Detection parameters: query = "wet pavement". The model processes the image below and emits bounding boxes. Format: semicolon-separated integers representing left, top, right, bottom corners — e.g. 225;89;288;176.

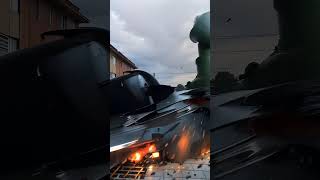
144;157;210;180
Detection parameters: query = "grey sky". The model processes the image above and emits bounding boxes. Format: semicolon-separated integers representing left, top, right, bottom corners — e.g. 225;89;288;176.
70;0;108;28
212;0;279;78
69;0;278;84
111;0;210;86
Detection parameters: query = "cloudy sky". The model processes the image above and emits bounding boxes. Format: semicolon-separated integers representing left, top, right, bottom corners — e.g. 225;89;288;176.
69;0;278;84
110;0;210;86
70;0;108;28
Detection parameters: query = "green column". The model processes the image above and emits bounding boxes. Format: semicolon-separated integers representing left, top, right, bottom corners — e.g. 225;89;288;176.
186;12;210;89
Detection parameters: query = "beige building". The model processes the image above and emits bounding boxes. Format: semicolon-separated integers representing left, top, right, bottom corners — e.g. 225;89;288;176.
0;0;20;56
110;44;137;79
0;0;88;56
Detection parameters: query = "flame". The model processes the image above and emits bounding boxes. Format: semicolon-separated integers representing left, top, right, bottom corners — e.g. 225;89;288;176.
129;144;157;163
148;144;156;153
134;152;141;161
128;150;144;163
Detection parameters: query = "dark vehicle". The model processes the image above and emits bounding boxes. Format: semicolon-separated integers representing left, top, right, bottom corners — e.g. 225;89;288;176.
109;70;210;172
0;28;109;179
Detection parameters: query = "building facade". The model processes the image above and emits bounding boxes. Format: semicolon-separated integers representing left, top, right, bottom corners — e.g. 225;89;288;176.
110;45;137;79
0;0;89;56
0;0;20;56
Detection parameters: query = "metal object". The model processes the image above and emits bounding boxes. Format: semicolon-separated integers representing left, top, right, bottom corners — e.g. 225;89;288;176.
111;160;147;179
109;71;210;169
0;28;109;178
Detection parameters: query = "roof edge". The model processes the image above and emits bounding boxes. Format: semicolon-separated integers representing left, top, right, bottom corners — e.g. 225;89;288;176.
52;0;90;24
110;44;137;69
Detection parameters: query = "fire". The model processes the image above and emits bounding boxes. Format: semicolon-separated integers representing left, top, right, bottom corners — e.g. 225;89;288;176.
134;152;141;161
129;144;157;163
128;150;144;163
148;144;156;153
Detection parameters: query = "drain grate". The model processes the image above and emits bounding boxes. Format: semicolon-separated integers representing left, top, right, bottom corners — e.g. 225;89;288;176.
111;161;148;179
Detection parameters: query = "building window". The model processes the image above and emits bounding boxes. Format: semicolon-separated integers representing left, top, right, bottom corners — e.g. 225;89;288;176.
8;38;18;53
49;7;54;25
72;22;76;29
36;0;40;20
61;16;67;29
111;56;116;65
10;0;19;13
0;34;9;56
0;34;18;55
64;16;67;29
110;73;116;79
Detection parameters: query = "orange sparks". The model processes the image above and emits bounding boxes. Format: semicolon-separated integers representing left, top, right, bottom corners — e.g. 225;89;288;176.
177;133;190;156
178;134;189;150
200;148;210;157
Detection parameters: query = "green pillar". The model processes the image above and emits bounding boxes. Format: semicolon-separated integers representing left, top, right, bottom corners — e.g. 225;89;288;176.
186;12;210;89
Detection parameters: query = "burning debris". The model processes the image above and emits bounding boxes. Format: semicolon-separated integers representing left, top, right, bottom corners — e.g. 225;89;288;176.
111;138;211;179
110;105;211;179
128;144;159;163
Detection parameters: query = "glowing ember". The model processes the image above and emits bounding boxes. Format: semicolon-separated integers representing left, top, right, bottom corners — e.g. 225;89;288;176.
200;148;210;157
152;152;160;158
